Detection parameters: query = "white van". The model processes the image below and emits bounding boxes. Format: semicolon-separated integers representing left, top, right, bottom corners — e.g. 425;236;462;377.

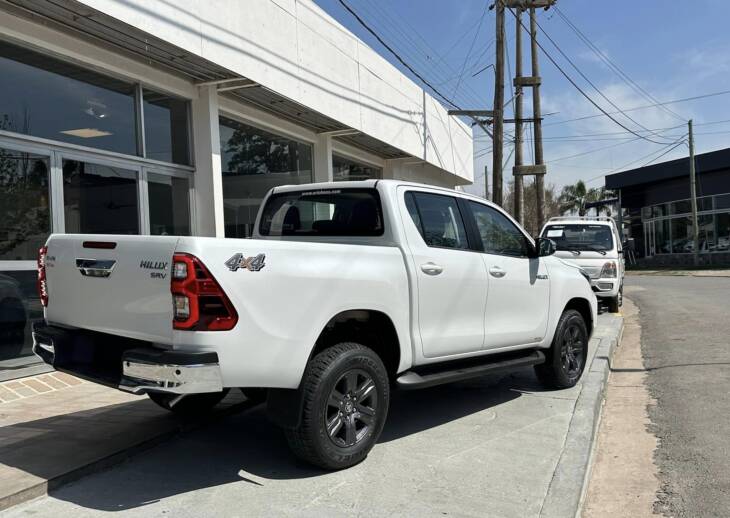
540;217;625;313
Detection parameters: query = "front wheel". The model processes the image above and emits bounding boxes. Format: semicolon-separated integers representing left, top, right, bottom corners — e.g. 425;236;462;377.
535;309;588;389
284;342;390;470
148;389;229;416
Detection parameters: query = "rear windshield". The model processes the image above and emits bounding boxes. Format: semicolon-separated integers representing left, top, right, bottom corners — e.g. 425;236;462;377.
258;188;384;236
542;224;614;252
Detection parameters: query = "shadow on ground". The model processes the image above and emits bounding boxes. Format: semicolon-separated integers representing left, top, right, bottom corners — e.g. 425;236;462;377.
4;368;551;512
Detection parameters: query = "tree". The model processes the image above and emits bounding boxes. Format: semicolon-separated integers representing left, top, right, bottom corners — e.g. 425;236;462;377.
504;179;561;236
558;180;615;217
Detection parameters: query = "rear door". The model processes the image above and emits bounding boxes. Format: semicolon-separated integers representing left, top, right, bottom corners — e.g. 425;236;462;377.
45;234;179;343
400;189;488;359
465;201;550;349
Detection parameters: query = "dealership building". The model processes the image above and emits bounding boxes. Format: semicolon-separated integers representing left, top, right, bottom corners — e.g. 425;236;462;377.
606;147;730;265
0;0;473;379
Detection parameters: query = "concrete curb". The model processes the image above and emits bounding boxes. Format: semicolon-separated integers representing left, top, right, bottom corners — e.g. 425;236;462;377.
0;397;257;512
539;314;625;518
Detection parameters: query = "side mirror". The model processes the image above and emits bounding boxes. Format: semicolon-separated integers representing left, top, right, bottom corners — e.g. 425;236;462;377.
536;237;556;257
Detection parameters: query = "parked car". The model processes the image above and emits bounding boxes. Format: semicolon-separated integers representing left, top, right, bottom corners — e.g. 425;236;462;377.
540;216;624;313
0;273;27;360
33;180;596;469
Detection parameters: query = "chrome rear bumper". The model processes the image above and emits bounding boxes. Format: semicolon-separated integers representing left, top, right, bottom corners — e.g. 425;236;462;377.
32;322;223;396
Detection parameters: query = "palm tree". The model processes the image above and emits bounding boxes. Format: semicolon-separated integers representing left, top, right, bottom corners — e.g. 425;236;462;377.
558;181;614;216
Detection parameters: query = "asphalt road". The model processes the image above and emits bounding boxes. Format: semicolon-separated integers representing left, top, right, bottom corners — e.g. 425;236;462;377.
626;275;730;517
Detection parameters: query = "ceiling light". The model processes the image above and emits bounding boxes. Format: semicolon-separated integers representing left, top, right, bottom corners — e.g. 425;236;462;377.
60;128;113;138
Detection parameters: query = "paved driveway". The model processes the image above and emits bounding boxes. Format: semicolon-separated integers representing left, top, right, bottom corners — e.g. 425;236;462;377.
3;317;617;518
625;275;730;517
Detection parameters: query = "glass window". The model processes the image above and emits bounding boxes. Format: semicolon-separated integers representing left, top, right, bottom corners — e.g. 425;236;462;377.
0;41;137;155
698;214;715;251
541;224;614;253
410;193;469;249
715;194;730;210
655;219;671;254
404;192;422;232
671;216;692;253
333;154;381;181
651;204;668;218
697;196;713;212
143;89;190;165
471;201;529;257
641;207;652;220
0;270;43;372
0;148;50;260
148;173;190;236
259;188;383;236
713;212;730;252
62;160;139;234
219;117;313;238
670;200;692;215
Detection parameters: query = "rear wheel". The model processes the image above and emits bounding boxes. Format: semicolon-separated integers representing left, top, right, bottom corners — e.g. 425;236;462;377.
535;309;588;389
284;342;389;470
148;389;229;416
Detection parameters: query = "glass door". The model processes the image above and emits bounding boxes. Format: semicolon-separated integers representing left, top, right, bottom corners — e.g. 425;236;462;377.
144;168;193;236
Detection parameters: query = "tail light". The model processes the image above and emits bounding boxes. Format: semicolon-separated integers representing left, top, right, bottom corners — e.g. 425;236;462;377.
170;253;237;331
37;246;49;307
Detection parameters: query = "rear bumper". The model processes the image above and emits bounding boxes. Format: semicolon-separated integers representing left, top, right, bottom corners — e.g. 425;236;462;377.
32;322;223;395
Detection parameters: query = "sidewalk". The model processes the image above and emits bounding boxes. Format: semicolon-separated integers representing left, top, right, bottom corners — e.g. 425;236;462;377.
1;314;623;517
0;374;249;511
627;269;730;277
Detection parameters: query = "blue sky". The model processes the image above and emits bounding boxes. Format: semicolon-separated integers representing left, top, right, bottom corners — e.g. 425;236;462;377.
314;0;730;196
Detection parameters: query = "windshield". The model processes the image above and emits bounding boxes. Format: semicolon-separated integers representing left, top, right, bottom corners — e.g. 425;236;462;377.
259;188;384;237
542;224;614;252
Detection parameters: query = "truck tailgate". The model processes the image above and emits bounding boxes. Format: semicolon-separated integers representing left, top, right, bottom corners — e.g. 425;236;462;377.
44;234;179;344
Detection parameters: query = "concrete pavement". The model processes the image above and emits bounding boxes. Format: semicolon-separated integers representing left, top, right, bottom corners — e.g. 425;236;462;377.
2;313;622;518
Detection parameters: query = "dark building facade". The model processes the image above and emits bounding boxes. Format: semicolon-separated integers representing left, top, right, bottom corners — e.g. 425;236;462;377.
606;148;730;265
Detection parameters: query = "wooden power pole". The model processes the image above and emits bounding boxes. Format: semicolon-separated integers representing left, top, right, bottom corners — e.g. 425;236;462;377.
513;7;524;223
688;119;699;266
492;1;506;207
530;7;547;231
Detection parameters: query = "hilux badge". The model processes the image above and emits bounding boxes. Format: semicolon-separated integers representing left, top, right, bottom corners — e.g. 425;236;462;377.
225;253;266;272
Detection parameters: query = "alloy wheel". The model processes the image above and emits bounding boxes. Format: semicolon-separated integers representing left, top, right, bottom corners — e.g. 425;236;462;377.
325;369;378;448
560;324;585;378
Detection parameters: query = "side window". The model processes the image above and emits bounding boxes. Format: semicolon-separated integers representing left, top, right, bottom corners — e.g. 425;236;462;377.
404;192;422;232
468;201;529;257
409;192;469;249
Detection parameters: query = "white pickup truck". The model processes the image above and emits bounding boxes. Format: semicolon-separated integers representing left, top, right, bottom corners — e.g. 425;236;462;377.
33;180;596;469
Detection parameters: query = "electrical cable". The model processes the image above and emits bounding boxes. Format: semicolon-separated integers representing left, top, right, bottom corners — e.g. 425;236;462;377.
452;5;489;98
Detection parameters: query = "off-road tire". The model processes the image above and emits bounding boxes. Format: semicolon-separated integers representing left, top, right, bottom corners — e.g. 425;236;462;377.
607;294;620;313
535;309;588;389
285;342;390;470
148;389;229;416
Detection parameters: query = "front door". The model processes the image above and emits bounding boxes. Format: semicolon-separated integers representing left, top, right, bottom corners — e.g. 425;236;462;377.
400;189;488;359
466;201;550;349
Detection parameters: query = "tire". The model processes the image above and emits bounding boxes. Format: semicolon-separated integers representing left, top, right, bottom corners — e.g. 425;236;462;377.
0;298;26;360
535;309;588;389
285;342;390;470
148;389;229;416
607;294;620;313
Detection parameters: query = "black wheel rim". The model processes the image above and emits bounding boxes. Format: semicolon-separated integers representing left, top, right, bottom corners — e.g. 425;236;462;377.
560;324;585;378
325;369;378;448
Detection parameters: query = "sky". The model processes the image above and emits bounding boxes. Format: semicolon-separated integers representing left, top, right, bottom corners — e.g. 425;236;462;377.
313;0;730;198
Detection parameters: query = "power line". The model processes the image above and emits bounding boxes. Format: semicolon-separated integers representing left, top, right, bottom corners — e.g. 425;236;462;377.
452;5;489;98
554;6;686;122
544;90;730;127
528;11;674;144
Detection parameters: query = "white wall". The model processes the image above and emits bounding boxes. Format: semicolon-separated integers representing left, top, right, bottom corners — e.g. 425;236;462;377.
74;0;474;183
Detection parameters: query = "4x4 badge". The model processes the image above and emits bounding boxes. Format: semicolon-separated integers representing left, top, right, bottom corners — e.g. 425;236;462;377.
225;253;266;272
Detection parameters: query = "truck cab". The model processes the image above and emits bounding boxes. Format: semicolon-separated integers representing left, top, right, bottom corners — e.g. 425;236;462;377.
540;216;624;312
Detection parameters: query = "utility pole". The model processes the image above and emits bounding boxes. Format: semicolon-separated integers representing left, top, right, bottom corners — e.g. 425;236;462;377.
512;7;524;224
484;164;490;200
688;119;699;266
492;0;506;207
529;7;546;231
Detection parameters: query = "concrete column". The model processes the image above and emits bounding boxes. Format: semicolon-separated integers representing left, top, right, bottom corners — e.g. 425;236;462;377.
313;134;334;183
191;86;225;237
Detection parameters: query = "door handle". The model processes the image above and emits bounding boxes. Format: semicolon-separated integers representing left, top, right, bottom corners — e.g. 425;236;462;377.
420;262;444;275
489;266;506;278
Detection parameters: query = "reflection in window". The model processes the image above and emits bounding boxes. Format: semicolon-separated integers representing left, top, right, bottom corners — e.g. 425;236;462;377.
219;117;313;238
143;90;190;165
654;219;671;254
470;201;528;257
148;173;191;236
714;213;730;252
0;40;137;155
0;270;43;369
410;193;469;249
670;216;692;253
0;148;50;260
62;160;139;234
333;154;381;181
